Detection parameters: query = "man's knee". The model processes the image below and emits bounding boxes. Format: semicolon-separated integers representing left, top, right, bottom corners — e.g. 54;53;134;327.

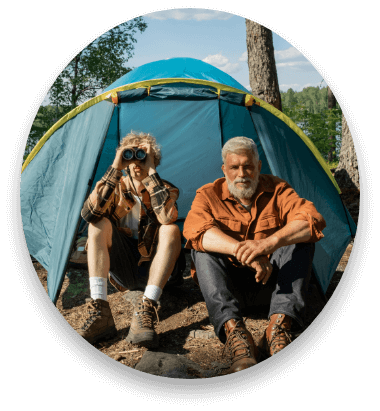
158;223;181;242
88;218;113;248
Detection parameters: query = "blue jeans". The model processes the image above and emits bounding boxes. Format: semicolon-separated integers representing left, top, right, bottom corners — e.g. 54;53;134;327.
191;243;315;343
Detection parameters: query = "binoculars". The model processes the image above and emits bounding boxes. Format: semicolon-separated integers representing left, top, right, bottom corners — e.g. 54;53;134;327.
122;147;147;161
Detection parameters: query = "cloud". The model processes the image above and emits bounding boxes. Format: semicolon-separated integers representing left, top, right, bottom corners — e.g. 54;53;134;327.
275;47;302;61
241;48;304;66
145;9;233;21
239;51;247;62
276;61;311;68
202;53;242;75
203;53;229;67
222;62;241;74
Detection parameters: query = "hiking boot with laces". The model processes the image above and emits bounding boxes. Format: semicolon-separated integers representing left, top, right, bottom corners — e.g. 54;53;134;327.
223;319;259;374
77;298;117;344
126;295;159;348
258;313;292;357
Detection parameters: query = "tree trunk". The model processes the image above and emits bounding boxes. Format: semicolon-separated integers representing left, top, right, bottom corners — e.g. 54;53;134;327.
334;113;359;190
245;19;282;112
327;86;337;163
334;113;360;225
71;55;80;107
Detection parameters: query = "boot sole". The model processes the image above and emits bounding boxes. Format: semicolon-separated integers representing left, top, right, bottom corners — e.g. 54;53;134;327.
83;326;118;345
125;329;159;348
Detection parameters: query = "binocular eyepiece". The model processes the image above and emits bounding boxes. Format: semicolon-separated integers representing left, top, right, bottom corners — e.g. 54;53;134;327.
122;147;147;161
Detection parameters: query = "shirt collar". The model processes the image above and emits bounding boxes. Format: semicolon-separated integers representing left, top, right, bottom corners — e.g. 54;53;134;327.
221;174;275;202
122;175;146;195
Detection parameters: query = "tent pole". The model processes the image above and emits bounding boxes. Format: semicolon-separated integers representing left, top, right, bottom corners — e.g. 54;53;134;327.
218;99;224;147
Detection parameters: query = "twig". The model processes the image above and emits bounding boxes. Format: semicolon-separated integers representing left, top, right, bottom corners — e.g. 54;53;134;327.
119;349;140;354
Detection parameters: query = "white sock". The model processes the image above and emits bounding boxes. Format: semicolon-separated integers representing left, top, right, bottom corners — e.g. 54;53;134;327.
89;277;107;301
144;285;162;303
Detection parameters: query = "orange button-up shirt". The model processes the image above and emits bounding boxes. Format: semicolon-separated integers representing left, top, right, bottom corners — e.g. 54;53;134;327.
184;174;326;279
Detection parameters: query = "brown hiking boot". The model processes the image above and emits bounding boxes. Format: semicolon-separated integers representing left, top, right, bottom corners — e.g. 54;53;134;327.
77;298;117;344
223;319;259;374
258;313;293;357
126;295;159;348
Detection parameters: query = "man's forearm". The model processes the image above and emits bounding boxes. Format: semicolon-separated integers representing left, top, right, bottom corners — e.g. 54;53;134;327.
202;227;239;255
271;220;312;250
202;220;311;259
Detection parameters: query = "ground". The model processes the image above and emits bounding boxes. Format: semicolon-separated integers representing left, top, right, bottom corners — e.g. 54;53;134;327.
29;162;360;378
32;239;354;378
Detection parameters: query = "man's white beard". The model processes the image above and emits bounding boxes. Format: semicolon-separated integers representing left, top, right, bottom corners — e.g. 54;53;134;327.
226;174;259;201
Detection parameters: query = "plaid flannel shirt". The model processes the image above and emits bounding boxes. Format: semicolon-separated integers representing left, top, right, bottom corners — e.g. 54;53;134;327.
81;166;179;264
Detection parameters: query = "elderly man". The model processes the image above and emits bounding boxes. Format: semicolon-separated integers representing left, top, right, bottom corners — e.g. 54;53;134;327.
183;136;326;374
78;131;182;348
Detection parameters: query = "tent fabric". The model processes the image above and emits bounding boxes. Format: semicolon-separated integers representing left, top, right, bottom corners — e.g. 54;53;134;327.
249;104;355;291
22;59;338;194
104;58;250;93
117;93;223;219
21;101;115;303
21;57;356;303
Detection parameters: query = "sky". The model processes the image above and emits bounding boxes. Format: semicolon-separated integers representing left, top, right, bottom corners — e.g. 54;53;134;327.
122;9;324;93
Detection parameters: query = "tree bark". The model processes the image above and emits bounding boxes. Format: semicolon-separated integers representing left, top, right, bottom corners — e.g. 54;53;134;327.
334;112;359;190
245;19;282;112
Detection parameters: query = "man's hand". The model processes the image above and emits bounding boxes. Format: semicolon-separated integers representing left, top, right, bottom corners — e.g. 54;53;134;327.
249;256;273;285
112;146;129;171
233;237;278;266
137;142;156;175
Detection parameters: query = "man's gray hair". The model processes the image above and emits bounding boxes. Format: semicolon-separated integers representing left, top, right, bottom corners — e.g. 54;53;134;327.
222;137;259;164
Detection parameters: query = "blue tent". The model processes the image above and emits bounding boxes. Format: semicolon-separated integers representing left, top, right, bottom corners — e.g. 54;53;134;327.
21;57;356;304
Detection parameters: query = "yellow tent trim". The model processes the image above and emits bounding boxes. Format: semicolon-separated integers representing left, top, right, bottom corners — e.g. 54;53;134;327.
22;77;341;194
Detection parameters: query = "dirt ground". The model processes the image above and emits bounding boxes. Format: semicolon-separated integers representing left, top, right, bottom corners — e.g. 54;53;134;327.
32;239;354;377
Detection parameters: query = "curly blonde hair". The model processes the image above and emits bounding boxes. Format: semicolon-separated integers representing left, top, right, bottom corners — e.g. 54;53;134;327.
120;131;162;167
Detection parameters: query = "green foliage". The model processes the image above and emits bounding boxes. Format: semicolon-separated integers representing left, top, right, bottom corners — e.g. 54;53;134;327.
281;86;342;161
24;18;147;162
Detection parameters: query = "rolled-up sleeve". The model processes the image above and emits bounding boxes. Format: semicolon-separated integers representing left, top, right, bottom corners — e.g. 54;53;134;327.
183;190;219;251
142;172;179;225
81;166;123;223
277;183;326;242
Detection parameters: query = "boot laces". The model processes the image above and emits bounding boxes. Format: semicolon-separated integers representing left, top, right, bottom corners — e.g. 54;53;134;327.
223;323;251;364
80;300;102;331
136;297;159;328
270;324;292;354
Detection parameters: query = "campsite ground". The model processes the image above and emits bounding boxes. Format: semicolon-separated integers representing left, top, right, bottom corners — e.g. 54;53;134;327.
33;176;359;378
33;238;354;378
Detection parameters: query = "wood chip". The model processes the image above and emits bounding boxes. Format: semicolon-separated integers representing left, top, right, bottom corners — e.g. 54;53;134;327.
119;349;140;354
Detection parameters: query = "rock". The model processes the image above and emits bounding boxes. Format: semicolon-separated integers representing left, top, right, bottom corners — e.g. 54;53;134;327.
135;351;221;379
188;330;216;339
